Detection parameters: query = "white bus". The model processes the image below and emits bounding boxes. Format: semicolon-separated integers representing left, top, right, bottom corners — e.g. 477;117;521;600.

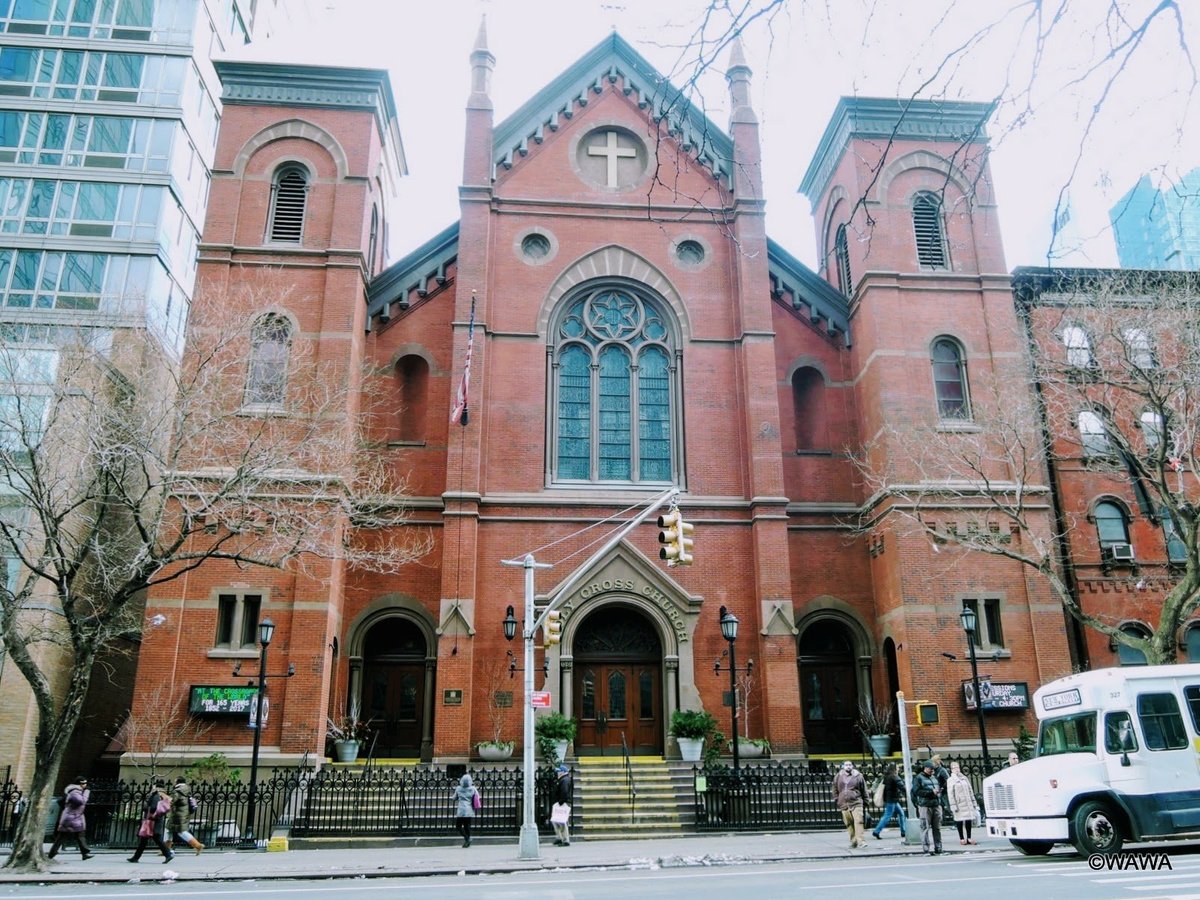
983;664;1200;856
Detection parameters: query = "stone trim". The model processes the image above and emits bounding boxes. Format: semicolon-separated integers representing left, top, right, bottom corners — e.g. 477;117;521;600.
232;118;349;181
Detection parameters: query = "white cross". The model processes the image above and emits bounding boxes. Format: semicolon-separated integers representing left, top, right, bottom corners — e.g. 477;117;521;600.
587;131;637;187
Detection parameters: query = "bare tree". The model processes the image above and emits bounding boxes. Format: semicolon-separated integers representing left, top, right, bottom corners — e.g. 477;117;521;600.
854;269;1199;666
109;683;213;780
0;276;430;872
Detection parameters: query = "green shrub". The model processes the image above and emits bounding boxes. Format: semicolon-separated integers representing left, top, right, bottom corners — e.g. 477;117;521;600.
669;708;718;739
184;752;241;785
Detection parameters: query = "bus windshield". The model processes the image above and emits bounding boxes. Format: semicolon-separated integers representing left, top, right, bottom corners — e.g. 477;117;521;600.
1038;712;1097;756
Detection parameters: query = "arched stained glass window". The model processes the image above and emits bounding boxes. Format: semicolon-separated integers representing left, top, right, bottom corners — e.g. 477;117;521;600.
245;314;291;407
552;283;677;483
931;338;970;420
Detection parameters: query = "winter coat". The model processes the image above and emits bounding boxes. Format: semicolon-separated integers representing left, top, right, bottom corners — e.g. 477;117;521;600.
56;784;88;833
141;788;169;837
453;774;479;818
932;764;952;813
832;768;866;810
554;772;574;805
947;773;979;822
168;782;192;832
912;771;941;809
882;772;904;805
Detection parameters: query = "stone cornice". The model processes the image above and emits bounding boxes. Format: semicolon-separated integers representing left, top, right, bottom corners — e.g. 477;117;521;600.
799;96;994;206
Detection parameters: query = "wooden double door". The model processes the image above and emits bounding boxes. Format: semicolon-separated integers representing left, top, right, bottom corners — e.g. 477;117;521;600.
574;661;661;755
363;662;424;758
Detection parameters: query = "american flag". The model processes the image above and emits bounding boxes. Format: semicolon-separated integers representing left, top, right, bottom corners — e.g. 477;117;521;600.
450;293;476;426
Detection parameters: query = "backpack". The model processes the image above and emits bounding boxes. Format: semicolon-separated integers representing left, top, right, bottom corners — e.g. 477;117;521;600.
154;796;170;818
472;790;482;811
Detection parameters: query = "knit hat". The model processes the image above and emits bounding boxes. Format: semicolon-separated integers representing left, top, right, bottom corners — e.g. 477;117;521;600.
556;764;569;774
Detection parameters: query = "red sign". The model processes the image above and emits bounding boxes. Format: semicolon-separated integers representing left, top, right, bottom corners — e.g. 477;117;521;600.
531;691;551;708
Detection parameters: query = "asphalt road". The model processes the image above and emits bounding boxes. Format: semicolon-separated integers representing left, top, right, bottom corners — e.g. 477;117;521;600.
3;846;1199;900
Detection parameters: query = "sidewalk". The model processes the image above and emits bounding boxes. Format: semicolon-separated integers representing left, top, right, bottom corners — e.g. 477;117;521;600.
0;827;1010;884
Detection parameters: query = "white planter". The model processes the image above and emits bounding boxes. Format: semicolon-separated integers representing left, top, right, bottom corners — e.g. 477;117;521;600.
552;740;569;763
334;739;360;762
868;734;892;758
477;742;514;761
677;737;704;762
736;740;766;759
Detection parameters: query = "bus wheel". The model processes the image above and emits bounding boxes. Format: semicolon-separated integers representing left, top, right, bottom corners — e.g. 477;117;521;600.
1071;801;1124;856
1011;840;1053;856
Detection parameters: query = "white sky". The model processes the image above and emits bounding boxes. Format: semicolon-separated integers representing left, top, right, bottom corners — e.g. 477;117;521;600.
263;0;1199;272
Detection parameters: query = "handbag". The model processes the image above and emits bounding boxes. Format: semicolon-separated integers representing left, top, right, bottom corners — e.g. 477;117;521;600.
137;817;154;838
471;790;482;811
872;779;885;808
550;802;571;826
154;796;170;818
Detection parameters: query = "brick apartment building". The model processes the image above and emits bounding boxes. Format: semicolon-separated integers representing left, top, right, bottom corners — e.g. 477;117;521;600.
114;28;1197;777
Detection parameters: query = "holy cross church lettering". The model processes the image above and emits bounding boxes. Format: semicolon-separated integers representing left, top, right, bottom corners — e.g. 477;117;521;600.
563;577;689;641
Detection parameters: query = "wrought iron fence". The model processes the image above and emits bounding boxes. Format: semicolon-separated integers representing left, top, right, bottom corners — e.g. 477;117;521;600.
0;773;306;851
694;755;1004;831
290;764;559;837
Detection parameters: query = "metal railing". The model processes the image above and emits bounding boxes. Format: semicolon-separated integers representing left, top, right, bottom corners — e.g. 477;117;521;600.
290;764;559;838
694;755;1003;831
619;732;636;823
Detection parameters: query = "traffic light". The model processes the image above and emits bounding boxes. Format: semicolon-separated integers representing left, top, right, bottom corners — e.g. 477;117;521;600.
657;509;694;567
543;609;563;647
914;702;940;726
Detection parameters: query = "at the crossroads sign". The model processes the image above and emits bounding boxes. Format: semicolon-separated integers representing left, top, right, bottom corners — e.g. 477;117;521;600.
189;685;257;716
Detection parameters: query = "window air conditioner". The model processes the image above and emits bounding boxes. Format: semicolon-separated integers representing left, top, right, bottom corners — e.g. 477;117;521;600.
1106;543;1135;562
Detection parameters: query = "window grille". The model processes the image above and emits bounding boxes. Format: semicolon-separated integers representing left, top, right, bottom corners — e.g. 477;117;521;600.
269;167;307;243
912;192;947;267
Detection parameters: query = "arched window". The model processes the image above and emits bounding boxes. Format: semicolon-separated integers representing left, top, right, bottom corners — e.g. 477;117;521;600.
551;283;676;483
1122;328;1156;369
245;314;291;407
834;224;852;297
931;338;970;420
1185;625;1200;662
1140;410;1164;453
1079;409;1110;457
792;366;828;451
1162;507;1187;563
396;354;428;442
268;165;308;243
1115;623;1150;666
367;205;380;276
1094;500;1129;551
912;191;947;268
1061;325;1093;369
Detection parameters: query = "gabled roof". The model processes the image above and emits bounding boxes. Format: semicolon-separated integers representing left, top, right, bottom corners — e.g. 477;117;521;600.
491;32;735;187
767;238;852;347
367;221;458;322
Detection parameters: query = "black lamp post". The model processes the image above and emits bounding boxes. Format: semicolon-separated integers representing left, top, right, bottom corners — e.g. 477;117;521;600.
503;605;517;642
959;606;992;771
713;606;752;776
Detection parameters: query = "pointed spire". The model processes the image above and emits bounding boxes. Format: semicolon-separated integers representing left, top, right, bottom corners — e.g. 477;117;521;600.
725;34;757;125
468;14;495;110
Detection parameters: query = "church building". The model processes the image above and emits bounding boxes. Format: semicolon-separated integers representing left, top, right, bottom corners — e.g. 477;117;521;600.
126;26;1082;774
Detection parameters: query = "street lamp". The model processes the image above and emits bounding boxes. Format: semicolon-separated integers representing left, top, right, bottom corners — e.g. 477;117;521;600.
959;606;992;771
235;617;294;848
713;606;752;776
503;605;517;641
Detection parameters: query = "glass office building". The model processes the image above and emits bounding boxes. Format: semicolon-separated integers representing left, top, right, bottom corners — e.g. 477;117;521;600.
1109;167;1200;270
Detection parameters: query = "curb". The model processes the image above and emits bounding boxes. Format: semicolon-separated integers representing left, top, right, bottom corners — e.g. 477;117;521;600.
0;844;1013;885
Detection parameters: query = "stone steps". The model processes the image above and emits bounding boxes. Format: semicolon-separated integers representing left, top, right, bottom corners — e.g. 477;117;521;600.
575;757;684;839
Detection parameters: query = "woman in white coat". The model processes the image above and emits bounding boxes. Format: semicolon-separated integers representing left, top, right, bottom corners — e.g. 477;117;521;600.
946;760;979;845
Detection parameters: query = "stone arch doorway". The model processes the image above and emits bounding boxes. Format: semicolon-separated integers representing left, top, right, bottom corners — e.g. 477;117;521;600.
572;604;663;756
359;617;429;759
798;619;861;753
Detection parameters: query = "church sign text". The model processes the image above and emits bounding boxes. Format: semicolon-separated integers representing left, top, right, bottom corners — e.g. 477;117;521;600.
560;577;690;642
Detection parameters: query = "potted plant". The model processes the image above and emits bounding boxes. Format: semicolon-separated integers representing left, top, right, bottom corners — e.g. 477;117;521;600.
857;700;894;758
534;711;576;763
327;714;371;762
736;737;771;759
670;708;718;762
476;659;515;761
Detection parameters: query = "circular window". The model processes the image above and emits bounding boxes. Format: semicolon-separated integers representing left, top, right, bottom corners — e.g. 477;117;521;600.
575;127;646;190
676;240;705;265
521;233;551;260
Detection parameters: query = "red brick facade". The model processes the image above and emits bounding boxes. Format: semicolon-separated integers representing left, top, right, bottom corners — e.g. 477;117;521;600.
127;34;1189;776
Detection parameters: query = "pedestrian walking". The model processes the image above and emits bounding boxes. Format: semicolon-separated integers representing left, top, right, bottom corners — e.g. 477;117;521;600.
912;760;944;855
1007;751;1020;767
453;773;480;847
167;776;204;855
551;763;573;846
947;761;979;845
832;759;868;849
128;779;174;863
870;762;907;840
46;776;92;860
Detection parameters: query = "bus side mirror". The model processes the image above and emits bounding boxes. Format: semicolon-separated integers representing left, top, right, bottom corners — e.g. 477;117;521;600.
1119;724;1135;766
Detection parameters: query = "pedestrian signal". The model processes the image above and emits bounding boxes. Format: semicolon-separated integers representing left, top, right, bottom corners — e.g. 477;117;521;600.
543;609;563;647
914;702;940;726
